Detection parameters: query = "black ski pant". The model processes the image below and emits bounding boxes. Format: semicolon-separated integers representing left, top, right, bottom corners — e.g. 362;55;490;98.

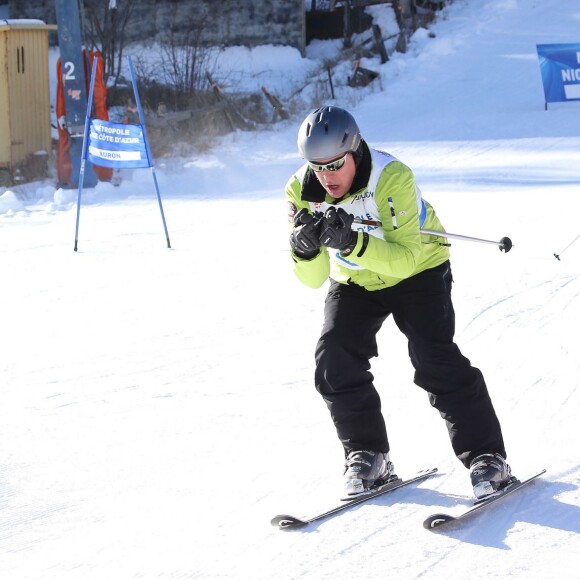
314;261;506;468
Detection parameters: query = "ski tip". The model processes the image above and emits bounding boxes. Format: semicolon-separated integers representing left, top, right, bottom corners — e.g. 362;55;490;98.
271;514;308;530
423;513;455;530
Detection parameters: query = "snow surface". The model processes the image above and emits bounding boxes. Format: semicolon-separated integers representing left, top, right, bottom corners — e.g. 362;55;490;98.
1;0;580;578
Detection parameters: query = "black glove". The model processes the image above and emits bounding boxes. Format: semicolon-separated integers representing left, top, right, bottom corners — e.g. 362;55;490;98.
290;208;323;259
319;207;358;254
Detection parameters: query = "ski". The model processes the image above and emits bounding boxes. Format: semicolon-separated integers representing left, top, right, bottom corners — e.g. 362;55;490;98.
423;469;546;531
271;467;437;530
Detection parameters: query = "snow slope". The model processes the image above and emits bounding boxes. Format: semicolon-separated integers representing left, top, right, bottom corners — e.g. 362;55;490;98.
1;0;579;578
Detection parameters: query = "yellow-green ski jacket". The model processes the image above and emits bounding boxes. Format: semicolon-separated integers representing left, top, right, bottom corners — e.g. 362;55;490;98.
285;142;450;290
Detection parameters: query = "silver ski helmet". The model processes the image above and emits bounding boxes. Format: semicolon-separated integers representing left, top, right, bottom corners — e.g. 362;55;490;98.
297;106;361;162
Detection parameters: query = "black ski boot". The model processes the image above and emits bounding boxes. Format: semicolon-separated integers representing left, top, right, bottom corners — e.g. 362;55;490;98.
470;453;512;499
343;450;395;496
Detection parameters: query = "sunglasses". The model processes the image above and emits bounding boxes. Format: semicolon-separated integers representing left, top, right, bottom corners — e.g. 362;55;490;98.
308;153;349;173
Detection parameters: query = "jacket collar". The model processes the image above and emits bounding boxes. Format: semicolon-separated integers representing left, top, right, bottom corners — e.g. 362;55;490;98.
300;140;372;203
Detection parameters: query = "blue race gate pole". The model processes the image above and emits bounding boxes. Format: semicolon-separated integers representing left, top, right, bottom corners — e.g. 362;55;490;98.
127;56;172;249
74;56;99;252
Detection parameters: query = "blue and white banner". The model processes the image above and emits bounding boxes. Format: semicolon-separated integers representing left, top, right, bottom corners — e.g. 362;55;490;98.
87;119;150;168
75;55;170;251
536;43;580;104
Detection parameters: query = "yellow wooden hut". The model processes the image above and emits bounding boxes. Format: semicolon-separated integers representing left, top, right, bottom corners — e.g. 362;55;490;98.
0;20;56;183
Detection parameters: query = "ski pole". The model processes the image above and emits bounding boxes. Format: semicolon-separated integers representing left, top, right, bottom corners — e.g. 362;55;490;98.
420;228;513;253
352;218;513;253
553;233;580;260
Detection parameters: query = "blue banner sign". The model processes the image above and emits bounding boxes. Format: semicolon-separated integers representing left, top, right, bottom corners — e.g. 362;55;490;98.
536;43;580;106
87;119;150;168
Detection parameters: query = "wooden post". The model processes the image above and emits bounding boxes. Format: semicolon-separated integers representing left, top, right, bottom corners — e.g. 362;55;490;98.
348;59;379;88
206;72;236;131
343;0;352;48
327;67;335;99
262;87;289;121
372;24;388;63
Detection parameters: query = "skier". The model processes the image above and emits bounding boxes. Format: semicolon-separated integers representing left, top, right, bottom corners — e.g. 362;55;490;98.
285;106;511;499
